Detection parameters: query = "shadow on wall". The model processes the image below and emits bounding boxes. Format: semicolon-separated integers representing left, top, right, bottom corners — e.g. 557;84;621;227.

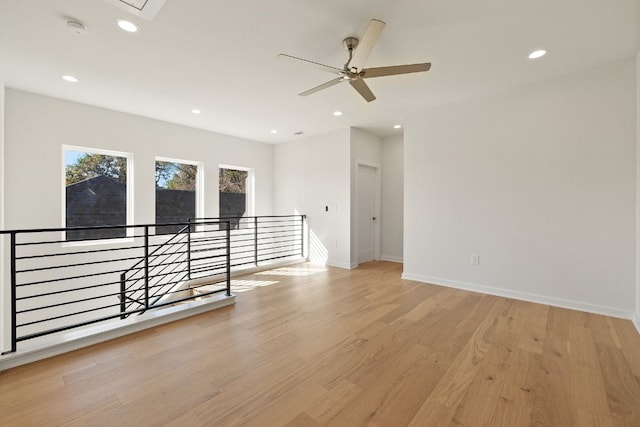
292;209;328;265
309;229;328;265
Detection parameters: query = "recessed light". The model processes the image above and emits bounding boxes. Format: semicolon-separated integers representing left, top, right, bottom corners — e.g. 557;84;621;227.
116;19;139;33
393;124;402;129
528;49;546;59
270;129;278;134
62;75;78;83
191;109;201;114
333;111;343;116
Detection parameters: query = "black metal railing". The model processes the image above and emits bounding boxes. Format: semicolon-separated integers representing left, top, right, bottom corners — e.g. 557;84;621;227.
0;214;306;354
119;220;232;318
205;215;306;269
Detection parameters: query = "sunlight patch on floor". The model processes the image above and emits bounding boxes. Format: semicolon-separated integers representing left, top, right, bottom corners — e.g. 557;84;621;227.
255;267;328;277
231;279;279;292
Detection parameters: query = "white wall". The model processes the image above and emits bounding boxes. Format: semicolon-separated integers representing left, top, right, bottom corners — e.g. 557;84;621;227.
1;89;275;349
0;66;4;230
636;51;640;328
350;127;382;267
381;135;403;262
0;65;6;349
4;89;273;230
404;59;636;317
273;129;351;268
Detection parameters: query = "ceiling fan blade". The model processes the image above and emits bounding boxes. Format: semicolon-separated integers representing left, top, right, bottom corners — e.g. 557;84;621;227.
299;77;345;96
349;79;376;102
278;53;343;74
349;19;385;72
362;63;431;78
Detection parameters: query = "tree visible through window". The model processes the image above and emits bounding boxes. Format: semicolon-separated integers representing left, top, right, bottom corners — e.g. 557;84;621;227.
65;150;129;241
155;160;198;234
219;167;247;229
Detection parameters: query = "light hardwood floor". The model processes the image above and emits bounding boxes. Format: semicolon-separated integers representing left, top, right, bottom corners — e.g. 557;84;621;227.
2;261;640;426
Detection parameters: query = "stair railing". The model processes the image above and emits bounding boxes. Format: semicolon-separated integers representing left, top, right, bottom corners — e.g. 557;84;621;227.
1;215;306;354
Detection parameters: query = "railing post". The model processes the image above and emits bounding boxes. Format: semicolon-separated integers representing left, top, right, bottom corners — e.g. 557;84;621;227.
254;216;258;266
3;232;18;354
226;221;231;296
187;222;192;280
144;225;149;309
119;272;126;320
300;215;305;257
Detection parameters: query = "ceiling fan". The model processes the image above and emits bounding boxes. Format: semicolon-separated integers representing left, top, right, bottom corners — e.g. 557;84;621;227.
279;19;431;102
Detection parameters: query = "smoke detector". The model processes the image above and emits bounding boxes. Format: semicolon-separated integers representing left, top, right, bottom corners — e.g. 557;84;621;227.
66;19;87;35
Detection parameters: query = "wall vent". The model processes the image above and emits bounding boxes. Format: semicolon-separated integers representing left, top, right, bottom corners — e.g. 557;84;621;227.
102;0;167;20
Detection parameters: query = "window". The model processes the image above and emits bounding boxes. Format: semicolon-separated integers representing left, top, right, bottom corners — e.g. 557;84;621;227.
155;158;201;234
64;147;132;241
219;166;253;229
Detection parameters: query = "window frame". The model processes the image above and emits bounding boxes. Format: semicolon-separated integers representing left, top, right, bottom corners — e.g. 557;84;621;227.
155;156;204;233
61;145;134;245
218;164;254;229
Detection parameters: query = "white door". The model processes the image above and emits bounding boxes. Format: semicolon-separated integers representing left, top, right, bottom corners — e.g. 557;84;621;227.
358;164;377;264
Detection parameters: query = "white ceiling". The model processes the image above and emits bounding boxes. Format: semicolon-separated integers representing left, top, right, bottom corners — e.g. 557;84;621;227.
0;0;638;143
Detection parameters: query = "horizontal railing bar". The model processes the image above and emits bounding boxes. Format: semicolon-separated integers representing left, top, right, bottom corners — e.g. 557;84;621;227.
17;269;128;287
14;231;177;247
257;241;301;250
258;252;302;263
258;248;301;258
15;244;148;260
16;254;148;274
256;245;301;254
16;286;230;343
17;302;123;328
190;263;227;273
256;238;301;247
193;215;304;221
189;237;228;246
16;279;123;300
191;246;226;253
17;291;123;314
3;220;227;236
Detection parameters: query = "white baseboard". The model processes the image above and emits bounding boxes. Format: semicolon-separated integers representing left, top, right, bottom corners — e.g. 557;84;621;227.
326;260;354;269
633;313;640;335
380;255;403;263
0;293;235;371
401;272;635;321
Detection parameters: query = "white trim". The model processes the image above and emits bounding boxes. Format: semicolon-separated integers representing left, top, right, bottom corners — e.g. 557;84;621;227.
326;260;354;270
633;313;640;335
354;159;382;265
381;255;403;263
0;293;235;371
401;272;635;320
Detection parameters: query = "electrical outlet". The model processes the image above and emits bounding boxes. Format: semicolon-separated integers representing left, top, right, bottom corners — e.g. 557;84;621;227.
471;255;480;265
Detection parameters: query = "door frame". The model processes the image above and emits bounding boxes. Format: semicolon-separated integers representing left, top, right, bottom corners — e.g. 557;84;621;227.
354;159;382;266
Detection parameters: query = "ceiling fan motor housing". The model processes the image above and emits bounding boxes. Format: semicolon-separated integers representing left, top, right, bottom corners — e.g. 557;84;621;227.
343;37;359;51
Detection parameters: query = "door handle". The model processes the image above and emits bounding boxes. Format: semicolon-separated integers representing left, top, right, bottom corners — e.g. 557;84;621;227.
372;217;377;221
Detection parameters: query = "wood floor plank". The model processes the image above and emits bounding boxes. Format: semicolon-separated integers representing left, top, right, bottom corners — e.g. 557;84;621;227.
569;314;615;427
594;342;640;426
530;337;574;427
488;348;538;427
1;261;640;426
610;317;640;378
